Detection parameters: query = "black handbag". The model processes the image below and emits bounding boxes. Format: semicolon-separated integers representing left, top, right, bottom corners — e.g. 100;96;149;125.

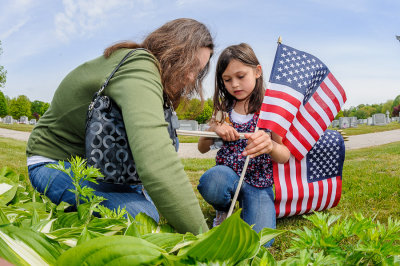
85;49;179;184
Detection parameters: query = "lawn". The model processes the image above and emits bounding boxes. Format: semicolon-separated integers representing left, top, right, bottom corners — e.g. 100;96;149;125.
1;135;400;258
2;121;400;143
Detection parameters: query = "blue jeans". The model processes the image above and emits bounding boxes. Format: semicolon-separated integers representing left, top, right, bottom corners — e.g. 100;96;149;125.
28;162;159;222
197;165;276;246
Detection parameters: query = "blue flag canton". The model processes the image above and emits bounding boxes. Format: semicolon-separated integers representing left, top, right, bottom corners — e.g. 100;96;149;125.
269;44;330;104
306;130;345;182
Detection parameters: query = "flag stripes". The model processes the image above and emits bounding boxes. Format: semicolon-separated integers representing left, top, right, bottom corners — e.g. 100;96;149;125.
274;156;342;218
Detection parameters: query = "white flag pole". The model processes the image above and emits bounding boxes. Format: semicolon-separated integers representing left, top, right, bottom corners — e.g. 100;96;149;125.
226;36;282;218
227;127;259;217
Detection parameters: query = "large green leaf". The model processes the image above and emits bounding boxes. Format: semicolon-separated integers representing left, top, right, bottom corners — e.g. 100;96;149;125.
258;227;286;247
178;211;260;264
135;212;158;235
142;233;186;252
0;178;18;206
0;224;62;266
57;235;168;265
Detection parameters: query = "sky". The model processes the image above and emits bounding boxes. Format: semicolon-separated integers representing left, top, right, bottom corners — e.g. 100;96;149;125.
0;0;399;109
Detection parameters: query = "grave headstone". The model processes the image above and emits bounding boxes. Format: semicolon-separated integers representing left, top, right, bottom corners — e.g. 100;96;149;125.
4;115;13;124
331;120;339;128
350;117;358;128
198;124;209;131
372;113;386;126
29;119;37;125
339;117;351;129
367;117;373;125
19;116;29;124
0;117;2;123
357;119;364;125
178;120;198;131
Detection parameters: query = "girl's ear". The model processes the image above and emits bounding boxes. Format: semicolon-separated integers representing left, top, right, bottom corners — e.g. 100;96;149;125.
255;64;262;78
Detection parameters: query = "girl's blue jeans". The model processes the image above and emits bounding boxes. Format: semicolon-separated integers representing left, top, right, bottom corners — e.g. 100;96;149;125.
28;162;159;222
197;165;276;246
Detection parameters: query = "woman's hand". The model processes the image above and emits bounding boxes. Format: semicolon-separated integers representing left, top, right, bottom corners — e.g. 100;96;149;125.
242;131;273;158
211;123;240;142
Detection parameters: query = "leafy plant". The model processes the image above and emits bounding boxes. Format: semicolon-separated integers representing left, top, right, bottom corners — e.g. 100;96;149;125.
2;161;400;265
287;211;400;265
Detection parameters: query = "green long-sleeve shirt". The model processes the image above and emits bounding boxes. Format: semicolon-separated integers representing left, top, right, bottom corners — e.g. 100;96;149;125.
26;48;208;234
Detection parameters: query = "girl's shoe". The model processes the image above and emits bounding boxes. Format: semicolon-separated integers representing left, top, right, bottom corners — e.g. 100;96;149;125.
213;211;227;227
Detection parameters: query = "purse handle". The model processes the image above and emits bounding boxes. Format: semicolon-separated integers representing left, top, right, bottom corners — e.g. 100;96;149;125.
98;48;146;95
89;48;146;111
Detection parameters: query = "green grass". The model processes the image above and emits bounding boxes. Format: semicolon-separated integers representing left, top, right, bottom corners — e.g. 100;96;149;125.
334;122;400;136
182;141;400;257
0;138;28;177
0;123;34;132
177;135;200;143
2;136;400;257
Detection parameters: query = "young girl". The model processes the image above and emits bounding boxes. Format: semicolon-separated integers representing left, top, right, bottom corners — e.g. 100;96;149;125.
197;43;290;246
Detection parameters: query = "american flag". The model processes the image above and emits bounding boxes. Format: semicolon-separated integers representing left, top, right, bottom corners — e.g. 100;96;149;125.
274;130;345;218
258;43;346;160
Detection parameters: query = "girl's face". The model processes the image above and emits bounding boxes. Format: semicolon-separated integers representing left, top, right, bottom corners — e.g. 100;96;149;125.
221;59;261;101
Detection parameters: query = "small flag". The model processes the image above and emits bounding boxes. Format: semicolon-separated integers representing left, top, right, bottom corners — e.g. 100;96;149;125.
274;130;345;218
258;43;346;160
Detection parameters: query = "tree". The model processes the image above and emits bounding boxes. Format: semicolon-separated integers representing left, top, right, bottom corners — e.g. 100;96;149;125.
382;100;394;116
9;95;31;119
0;41;6;88
196;100;213;124
392;95;400;110
31;100;50;118
0;90;7;117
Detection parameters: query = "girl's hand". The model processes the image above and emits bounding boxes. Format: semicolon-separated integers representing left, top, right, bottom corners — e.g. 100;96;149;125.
211;123;240;141
242;131;273;158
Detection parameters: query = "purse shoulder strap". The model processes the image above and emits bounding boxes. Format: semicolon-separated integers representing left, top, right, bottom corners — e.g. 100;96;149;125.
98;48;146;95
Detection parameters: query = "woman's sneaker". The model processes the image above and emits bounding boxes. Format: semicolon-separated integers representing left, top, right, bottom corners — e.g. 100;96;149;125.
213;211;227;227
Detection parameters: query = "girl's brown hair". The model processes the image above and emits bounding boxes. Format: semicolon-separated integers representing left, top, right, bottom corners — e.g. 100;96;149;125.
104;18;214;108
214;43;264;115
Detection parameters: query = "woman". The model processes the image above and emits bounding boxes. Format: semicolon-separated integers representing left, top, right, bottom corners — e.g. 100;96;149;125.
26;18;213;234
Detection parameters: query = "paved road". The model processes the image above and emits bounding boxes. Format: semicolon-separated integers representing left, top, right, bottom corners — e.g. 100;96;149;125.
1;128;400;158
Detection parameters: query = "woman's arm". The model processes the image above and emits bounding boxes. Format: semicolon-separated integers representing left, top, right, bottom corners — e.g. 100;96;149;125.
242;130;290;163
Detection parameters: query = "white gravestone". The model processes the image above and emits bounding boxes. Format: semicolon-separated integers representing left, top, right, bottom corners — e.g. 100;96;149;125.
339;117;351;129
372;113;386;126
4;115;13;124
178;120;198;131
19;116;29;124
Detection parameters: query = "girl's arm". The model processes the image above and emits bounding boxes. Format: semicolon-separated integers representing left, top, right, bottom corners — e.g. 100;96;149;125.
198;121;240;153
242;131;290;164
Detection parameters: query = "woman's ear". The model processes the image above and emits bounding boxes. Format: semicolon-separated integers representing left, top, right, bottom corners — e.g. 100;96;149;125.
255;64;262;78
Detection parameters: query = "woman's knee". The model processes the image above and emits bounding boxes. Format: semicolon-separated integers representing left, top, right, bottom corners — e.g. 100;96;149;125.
197;165;237;206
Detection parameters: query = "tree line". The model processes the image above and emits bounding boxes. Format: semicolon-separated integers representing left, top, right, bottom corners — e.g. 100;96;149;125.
336;95;400;119
0;91;50;120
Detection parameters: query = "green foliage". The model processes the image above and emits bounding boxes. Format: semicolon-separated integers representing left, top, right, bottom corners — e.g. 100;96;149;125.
31;100;50;118
196;100;213;123
392;95;400;110
8;95;31;119
0;41;6;88
2;153;400;265
287;211;400;265
46;157;103;208
0;90;7;116
176;98;213;123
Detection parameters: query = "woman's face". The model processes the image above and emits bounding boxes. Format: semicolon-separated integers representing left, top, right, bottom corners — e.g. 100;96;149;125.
186;47;212;84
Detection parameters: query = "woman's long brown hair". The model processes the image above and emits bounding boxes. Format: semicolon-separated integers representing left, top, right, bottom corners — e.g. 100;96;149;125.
104;18;214;108
214;43;264;115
